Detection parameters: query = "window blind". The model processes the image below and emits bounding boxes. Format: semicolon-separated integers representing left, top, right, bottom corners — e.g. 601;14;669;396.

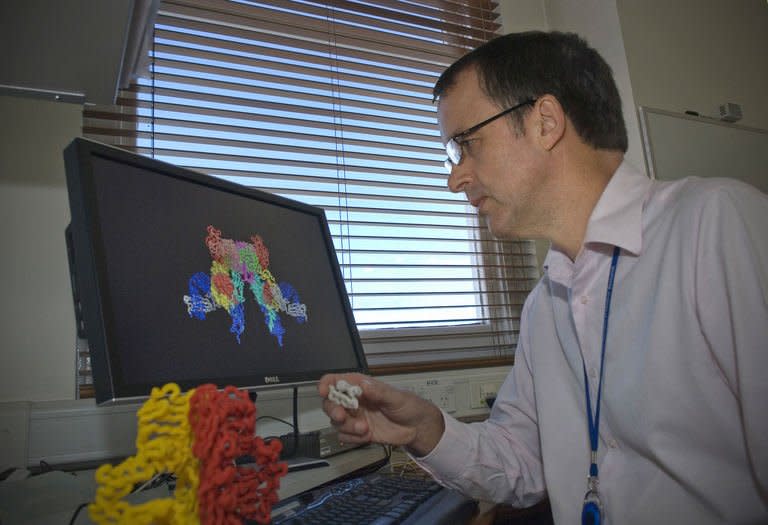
79;0;539;388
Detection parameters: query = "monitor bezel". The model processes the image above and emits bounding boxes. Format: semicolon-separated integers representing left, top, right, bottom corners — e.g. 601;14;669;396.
64;138;368;405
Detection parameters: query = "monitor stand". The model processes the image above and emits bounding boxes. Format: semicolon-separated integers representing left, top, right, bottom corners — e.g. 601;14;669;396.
284;456;330;472
236;454;329;473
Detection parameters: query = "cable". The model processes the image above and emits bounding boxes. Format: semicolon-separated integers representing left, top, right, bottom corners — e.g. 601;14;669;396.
280;386;301;458
257;415;295;430
252;388;301;459
292;386;299;446
68;502;89;525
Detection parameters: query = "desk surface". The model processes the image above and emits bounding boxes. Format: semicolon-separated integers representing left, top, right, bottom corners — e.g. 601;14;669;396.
279;445;388;500
0;446;390;525
0;446;528;525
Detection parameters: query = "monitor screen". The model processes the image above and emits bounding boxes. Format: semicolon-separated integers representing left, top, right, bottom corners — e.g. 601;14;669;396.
64;138;367;405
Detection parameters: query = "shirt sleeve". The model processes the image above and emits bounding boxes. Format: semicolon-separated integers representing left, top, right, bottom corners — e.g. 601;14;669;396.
410;292;547;507
693;181;768;499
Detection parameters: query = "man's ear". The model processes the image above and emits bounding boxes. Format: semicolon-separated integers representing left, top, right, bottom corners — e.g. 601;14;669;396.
535;95;566;151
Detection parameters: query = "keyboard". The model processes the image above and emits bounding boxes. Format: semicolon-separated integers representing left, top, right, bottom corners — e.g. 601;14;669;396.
269;471;478;525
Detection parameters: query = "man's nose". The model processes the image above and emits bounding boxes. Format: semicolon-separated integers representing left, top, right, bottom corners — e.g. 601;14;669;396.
447;162;471;194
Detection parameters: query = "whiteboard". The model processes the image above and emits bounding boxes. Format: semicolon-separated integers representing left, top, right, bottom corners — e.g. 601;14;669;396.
638;106;768;194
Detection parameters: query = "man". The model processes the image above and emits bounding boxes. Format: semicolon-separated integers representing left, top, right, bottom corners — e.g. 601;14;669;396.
319;31;767;524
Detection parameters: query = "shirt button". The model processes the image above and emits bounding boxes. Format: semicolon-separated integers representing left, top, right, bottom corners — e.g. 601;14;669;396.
588;368;598;379
607;438;619;449
580;295;589;304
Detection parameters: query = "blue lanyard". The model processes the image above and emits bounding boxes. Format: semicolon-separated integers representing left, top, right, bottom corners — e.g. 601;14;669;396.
581;246;620;525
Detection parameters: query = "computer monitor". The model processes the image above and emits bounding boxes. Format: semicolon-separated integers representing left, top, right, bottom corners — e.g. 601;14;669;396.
64;138;367;405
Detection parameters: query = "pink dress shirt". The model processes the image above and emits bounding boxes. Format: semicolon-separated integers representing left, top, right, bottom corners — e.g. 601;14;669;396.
415;162;768;524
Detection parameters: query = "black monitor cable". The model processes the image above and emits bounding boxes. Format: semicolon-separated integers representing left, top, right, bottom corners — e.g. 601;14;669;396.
281;386;300;458
250;388;300;458
68;502;89;525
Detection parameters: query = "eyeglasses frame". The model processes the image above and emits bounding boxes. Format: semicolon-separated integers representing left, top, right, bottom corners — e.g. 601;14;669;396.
444;99;537;173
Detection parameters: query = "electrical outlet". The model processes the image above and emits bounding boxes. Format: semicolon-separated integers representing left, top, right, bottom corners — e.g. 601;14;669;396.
433;387;456;413
416;384;456;413
470;380;502;409
479;382;500;408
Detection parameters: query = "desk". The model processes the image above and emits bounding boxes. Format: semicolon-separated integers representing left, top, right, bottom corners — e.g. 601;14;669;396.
0;446;554;525
279;445;387;500
0;445;388;525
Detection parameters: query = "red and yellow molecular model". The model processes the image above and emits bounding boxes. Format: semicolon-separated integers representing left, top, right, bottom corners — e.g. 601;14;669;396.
89;383;287;525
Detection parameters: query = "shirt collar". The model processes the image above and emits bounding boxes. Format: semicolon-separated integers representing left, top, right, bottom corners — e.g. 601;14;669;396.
543;160;652;273
582;160;651;256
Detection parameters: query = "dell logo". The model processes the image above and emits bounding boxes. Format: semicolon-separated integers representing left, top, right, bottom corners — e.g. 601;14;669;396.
264;376;281;384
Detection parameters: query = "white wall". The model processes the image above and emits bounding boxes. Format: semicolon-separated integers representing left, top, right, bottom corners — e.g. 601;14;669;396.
499;0;768;135
498;0;766;267
497;0;547;32
499;0;645;171
617;0;768;130
545;0;644;171
499;0;768;160
0;95;80;402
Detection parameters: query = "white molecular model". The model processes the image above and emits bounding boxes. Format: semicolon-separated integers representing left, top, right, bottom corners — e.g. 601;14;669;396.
328;379;363;409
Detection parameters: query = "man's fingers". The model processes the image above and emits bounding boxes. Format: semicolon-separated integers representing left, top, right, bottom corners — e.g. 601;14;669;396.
326;406;370;438
336;418;371;442
323;399;348;422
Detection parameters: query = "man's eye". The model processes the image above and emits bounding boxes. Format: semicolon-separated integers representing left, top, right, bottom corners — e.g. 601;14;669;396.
461;138;479;155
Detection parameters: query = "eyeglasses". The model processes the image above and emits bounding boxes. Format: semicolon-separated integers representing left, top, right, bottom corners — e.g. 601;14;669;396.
443;99;536;173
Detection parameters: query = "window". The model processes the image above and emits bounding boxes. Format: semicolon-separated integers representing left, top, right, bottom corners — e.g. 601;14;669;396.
79;0;539;393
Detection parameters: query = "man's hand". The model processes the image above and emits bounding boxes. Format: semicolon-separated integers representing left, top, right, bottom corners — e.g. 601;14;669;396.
318;373;445;457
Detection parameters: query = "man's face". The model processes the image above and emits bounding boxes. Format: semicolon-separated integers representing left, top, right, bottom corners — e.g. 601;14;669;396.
438;68;548;240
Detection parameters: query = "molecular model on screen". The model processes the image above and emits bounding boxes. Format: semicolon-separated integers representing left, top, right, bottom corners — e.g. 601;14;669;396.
89;383;288;525
184;225;308;345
